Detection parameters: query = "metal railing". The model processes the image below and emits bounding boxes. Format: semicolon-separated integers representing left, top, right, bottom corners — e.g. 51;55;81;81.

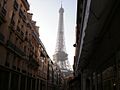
7;40;25;57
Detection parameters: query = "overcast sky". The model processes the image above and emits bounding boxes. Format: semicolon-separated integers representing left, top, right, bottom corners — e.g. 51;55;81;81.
28;0;77;67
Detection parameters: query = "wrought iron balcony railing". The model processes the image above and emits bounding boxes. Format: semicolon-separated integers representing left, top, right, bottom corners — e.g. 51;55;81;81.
19;9;26;22
7;40;25;57
9;20;15;31
0;7;6;18
7;41;15;51
29;55;39;68
15;26;24;40
24;56;29;61
15;46;25;56
14;0;18;11
0;7;7;24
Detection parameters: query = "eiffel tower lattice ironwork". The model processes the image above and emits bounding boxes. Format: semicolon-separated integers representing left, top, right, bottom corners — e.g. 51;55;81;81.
53;3;71;76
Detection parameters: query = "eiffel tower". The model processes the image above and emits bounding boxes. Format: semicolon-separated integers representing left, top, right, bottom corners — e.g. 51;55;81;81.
53;3;71;76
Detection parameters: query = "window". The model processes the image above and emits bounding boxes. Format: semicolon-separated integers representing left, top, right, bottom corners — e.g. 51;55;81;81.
24;46;26;52
16;37;18;41
18;20;20;24
10;12;15;25
26;31;28;35
21;25;23;28
17;26;20;32
19;41;22;45
14;0;18;11
21;31;24;37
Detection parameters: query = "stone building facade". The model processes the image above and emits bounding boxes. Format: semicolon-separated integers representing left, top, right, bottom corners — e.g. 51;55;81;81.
72;0;120;90
47;60;64;90
0;0;62;90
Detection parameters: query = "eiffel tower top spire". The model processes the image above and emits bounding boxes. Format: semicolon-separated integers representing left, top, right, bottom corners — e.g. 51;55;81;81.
59;2;64;14
53;2;72;76
61;0;62;8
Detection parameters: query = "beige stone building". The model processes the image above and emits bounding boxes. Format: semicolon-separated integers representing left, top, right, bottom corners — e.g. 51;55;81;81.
0;0;62;90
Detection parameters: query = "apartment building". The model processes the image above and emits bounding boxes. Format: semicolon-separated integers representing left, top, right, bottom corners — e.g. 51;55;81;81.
73;0;120;90
0;0;62;90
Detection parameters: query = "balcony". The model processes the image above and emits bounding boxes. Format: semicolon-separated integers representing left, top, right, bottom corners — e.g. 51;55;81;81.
21;31;24;37
15;46;25;57
7;41;15;51
15;26;24;40
9;20;15;32
19;9;26;22
24;55;29;60
38;70;46;79
32;32;40;44
0;7;7;24
0;32;4;44
14;0;18;11
0;7;7;18
21;0;30;10
7;40;25;57
29;55;39;69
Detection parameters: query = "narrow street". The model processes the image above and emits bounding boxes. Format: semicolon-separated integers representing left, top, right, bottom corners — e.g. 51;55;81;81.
0;0;120;90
